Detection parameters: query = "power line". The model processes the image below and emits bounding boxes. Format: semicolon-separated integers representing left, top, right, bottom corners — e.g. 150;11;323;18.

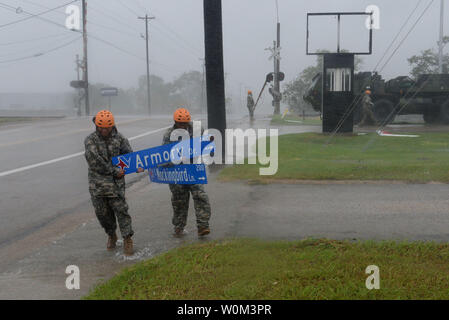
0;34;73;58
0;36;81;63
131;0;149;14
116;0;140;17
87;19;140;38
114;0;203;57
0;32;68;46
0;0;79;29
359;76;433;153
126;0;203;56
154;19;203;56
0;2;198;76
89;33;145;61
88;0;202;62
18;0;144;39
0;2;79;32
149;23;203;60
2;0;141;42
90;0;202;60
1;2;146;61
373;0;423;72
87;4;141;34
325;0;436;143
378;0;435;73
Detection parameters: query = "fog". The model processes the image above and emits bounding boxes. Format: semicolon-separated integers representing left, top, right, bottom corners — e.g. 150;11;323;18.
0;0;447;115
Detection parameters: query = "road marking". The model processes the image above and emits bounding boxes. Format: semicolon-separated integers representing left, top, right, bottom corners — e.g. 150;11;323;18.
0;126;170;178
0;118;153;148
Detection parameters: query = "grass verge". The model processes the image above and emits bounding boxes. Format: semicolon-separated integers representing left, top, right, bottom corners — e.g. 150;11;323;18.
84;238;449;300
219;132;449;183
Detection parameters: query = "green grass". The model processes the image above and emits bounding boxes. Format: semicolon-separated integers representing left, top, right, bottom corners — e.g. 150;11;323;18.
271;114;322;126
219;132;449;183
84;238;449;300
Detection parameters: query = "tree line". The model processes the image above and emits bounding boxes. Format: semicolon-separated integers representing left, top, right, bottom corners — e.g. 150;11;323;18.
86;70;206;115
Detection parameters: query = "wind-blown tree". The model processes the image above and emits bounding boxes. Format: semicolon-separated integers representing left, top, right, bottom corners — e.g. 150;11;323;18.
135;71;205;114
136;74;171;114
169;71;205;114
89;83;136;115
408;36;449;79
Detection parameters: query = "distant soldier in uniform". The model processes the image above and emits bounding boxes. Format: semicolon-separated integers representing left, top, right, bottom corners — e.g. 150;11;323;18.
162;107;212;237
247;90;255;122
84;110;143;256
359;87;377;126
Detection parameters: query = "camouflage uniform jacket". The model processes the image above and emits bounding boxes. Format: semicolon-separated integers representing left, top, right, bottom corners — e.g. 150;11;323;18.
162;124;206;164
84;128;133;198
163;123;206;146
247;94;255;112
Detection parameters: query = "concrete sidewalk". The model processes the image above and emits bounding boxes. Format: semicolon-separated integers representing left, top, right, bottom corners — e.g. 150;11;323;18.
1;167;449;299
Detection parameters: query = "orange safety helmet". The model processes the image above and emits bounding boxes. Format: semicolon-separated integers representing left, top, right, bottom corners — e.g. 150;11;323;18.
248;90;253;95
365;87;372;95
95;110;115;128
173;107;191;123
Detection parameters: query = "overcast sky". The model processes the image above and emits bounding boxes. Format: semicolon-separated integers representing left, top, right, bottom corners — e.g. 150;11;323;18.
0;0;447;110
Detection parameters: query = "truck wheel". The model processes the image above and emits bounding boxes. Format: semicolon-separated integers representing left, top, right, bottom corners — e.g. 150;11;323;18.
423;110;441;124
373;99;396;124
441;99;449;124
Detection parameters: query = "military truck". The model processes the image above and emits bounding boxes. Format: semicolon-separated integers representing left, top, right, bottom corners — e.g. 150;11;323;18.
304;72;449;124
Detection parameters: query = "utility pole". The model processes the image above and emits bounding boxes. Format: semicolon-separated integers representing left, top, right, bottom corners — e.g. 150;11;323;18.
139;14;155;115
75;54;83;116
438;0;445;73
274;22;281;115
200;58;206;114
75;54;81;81
82;0;89;116
203;0;227;157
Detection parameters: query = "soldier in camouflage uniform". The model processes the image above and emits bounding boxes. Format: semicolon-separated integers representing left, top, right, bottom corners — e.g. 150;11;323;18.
84;110;142;255
162;107;211;237
360;87;377;126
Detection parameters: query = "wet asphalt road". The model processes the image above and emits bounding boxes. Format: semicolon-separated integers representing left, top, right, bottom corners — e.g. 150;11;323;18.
0;116;171;250
0;114;448;299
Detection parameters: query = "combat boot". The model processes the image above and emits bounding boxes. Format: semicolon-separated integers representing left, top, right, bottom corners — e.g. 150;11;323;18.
123;236;134;256
174;227;183;236
198;227;210;237
174;227;188;237
107;232;118;250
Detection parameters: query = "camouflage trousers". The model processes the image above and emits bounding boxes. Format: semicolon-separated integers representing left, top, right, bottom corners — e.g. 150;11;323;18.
168;184;211;230
360;106;377;126
248;109;254;121
91;196;134;238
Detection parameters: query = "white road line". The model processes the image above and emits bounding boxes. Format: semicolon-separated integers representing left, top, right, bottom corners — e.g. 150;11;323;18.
0;126;170;178
0;118;153;148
